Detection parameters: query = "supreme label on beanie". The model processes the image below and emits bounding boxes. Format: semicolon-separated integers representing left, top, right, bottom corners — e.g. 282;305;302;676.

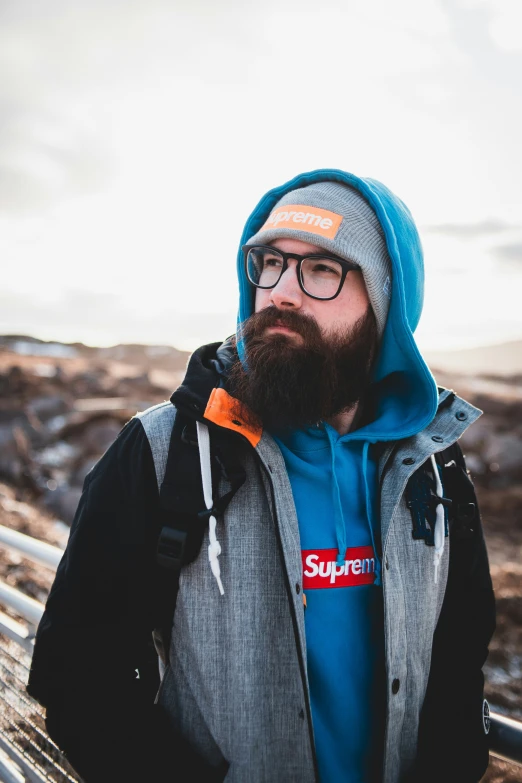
259;204;343;240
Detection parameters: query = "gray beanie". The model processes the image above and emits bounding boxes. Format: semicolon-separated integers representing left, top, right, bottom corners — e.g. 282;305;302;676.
246;181;392;337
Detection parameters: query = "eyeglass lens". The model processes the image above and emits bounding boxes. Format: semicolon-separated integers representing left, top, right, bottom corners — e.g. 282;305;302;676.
246;247;344;299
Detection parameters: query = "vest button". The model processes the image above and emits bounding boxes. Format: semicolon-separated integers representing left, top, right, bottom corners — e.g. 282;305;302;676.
295;582;301;594
456;411;467;421
403;457;415;465
431;435;444;443
392;678;400;695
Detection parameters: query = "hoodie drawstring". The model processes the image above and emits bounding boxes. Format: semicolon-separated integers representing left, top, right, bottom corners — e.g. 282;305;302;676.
362;441;381;586
429;454;445;584
196;421;225;595
328;429;381;586
325;428;348;568
330;449;347;569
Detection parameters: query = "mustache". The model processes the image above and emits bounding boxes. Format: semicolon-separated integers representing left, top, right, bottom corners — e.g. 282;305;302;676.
239;306;323;344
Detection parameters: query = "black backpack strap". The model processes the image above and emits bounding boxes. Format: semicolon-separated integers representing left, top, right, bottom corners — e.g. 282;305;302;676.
152;412;203;664
434;442;478;535
406;441;478;547
153;411;246;664
432;391;477;530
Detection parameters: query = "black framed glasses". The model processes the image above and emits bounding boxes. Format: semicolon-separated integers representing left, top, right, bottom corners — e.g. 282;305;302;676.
242;244;360;301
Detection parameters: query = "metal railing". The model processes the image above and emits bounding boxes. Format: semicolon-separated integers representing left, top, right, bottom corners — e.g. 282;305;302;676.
0;525;80;782
0;525;60;658
0;523;521;780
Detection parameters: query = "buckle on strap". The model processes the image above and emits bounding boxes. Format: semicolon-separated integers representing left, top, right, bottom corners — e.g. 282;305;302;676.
197;506;218;522
157;526;187;570
432;493;453;509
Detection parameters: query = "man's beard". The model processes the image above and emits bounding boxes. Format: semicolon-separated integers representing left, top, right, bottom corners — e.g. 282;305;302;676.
226;305;378;431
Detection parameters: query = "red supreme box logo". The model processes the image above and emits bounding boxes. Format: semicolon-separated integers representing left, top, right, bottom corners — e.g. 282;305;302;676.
302;546;376;589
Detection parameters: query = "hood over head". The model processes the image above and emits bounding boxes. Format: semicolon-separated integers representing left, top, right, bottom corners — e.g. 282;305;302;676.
236;168;438;442
246;180;392;337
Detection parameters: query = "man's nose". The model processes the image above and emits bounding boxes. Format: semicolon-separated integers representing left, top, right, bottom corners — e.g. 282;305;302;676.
269;261;303;309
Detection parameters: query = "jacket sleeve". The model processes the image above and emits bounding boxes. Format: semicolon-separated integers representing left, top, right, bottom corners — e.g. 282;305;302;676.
410;442;496;783
26;417;225;783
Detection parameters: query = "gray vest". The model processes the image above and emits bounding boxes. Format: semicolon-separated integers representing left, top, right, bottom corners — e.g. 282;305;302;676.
136;390;481;782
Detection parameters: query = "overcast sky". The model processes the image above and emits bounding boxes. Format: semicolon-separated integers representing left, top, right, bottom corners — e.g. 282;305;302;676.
1;0;522;351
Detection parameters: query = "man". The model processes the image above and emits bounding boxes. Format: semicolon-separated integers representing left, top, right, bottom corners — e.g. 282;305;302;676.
27;170;495;782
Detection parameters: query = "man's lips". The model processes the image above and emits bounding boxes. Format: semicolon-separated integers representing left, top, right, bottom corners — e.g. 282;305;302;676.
264;323;303;341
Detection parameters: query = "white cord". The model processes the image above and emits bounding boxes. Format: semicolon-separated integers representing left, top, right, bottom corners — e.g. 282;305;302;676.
196;421;225;596
430;454;445;585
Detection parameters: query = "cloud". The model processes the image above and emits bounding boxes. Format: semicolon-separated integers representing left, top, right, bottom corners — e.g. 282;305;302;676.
423;219;514;238
0;288;124;331
0;104;112;214
0;287;236;350
492;243;522;263
0;0;263;216
465;0;522;52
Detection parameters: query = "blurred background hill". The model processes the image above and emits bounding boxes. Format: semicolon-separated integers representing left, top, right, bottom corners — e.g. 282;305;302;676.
425;339;522;378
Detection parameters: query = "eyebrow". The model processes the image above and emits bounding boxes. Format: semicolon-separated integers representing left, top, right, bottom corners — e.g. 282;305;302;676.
267;243;347;262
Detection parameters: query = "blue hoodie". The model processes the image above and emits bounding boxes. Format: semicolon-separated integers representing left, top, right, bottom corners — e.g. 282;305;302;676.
235;169;438;782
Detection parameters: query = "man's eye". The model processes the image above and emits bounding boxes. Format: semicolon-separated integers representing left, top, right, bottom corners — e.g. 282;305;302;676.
264;256;283;268
312;262;341;276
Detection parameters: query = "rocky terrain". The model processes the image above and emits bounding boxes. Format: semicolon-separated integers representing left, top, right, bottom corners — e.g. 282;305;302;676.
0;335;520;781
0;335;189;525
